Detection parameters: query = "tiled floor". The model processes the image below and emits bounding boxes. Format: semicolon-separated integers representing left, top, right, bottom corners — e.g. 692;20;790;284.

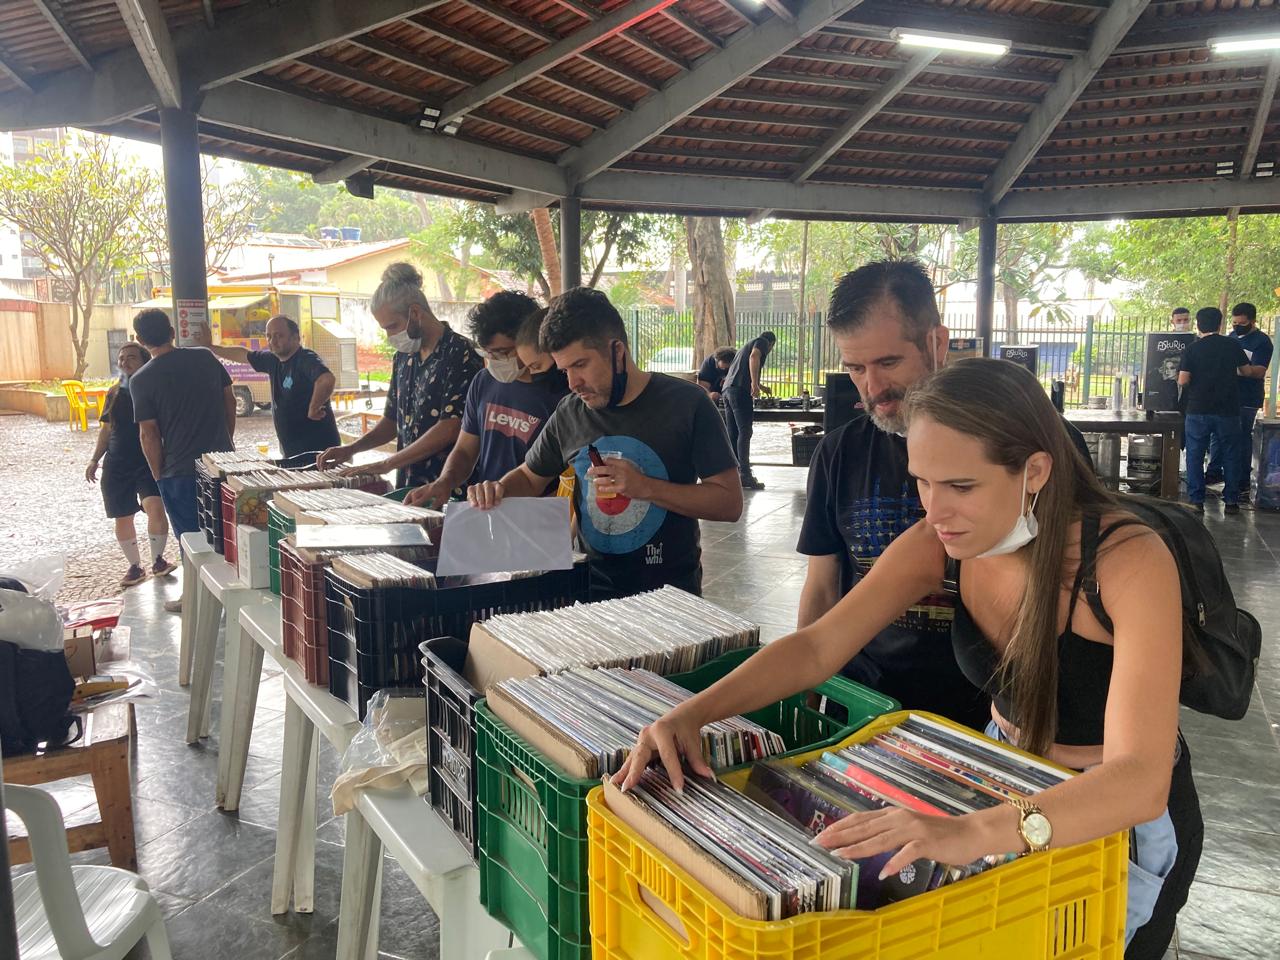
12;463;1280;959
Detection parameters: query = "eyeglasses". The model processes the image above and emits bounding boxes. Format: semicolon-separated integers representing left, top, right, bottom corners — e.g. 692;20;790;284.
480;347;518;361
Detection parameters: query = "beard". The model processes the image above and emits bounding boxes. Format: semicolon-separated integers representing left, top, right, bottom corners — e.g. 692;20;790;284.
866;387;908;434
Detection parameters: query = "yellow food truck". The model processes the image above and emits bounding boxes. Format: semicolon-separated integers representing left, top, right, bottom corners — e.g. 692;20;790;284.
135;283;360;416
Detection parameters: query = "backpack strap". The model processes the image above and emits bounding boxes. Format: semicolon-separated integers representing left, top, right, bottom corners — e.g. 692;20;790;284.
942;556;960;595
1072;513;1134;635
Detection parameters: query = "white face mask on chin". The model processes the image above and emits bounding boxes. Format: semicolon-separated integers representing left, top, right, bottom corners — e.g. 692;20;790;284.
974;464;1041;558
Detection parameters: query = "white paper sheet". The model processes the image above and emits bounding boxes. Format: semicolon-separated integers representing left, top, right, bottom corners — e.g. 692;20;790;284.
435;498;573;576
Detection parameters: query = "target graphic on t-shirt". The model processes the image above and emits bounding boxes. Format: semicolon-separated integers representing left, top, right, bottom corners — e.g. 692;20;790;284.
573;435;668;555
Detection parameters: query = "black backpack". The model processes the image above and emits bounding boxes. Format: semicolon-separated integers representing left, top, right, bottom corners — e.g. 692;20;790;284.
0;580;80;757
1074;496;1261;720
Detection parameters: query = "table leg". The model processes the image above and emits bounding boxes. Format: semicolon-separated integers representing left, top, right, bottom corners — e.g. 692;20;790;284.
89;739;137;871
185;581;222;744
178;552;202;687
217;610;263;811
272;696;316;915
293;732;318;914
1161;428;1182;500
337;810;383;960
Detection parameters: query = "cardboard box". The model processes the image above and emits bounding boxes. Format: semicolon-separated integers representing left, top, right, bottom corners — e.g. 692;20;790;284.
64;624;130;681
237;524;270;588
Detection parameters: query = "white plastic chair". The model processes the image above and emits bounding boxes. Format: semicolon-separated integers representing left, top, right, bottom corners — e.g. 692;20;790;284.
6;783;172;960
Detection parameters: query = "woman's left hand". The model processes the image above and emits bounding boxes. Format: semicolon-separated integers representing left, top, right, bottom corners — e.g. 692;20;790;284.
813;808;1001;879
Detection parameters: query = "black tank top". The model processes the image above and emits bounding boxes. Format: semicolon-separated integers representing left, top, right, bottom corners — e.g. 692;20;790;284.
948;530;1121;747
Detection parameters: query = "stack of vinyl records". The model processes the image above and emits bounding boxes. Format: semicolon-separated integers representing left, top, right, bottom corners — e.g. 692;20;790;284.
274;487;390;518
479;585;758;675
610;768;856;920
331;553;435;589
289;523;438;565
295;503;444;530
487;667;787;778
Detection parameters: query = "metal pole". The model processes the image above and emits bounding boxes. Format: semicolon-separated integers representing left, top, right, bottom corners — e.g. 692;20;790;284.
560;196;582;290
1269;317;1280;418
1082;314;1095;403
159;108;208;346
975;215;997;358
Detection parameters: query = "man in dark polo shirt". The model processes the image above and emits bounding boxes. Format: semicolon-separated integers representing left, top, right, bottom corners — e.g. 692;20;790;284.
1179;306;1251;515
1205;301;1273;503
194;314;338;458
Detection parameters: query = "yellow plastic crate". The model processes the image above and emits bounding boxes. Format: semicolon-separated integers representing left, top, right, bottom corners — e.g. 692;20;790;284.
586;711;1128;960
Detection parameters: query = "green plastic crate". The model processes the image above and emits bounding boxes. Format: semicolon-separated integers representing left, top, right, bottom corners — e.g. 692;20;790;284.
266;501;295;597
475;647;898;960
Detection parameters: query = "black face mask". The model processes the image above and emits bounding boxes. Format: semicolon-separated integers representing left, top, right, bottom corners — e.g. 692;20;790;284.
606;339;628;408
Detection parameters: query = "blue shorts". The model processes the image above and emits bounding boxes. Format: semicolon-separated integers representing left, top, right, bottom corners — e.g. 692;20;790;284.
983;720;1177;947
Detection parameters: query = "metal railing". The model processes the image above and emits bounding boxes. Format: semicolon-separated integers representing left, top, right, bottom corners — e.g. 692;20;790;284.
628;308;1274;409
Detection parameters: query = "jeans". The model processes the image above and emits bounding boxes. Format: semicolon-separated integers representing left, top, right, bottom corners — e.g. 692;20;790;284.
723;387;755;478
984;722;1200;955
1206;406;1259;497
1185;414;1242;505
157;474;201;549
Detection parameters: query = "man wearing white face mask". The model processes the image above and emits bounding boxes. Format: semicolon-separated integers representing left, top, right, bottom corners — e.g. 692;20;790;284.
407;292;568;508
318;262;482;491
796;260;1092;729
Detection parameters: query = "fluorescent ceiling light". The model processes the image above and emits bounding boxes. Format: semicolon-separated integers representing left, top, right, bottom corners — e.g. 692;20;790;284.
1210;35;1280;54
894;30;1010;57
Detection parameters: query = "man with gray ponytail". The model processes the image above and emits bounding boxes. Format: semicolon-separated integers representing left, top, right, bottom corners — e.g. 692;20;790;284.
317;262;482;491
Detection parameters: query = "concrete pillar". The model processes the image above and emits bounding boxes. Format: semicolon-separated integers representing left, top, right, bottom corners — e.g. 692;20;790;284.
975;216;997;358
159;108;208;346
560;196;581;291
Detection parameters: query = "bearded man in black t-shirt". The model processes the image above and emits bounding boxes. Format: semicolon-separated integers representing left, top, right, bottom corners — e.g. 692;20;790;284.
796;261;1092;728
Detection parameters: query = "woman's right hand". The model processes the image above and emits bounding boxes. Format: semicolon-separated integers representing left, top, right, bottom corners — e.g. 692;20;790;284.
85;460;98;483
613;706;713;794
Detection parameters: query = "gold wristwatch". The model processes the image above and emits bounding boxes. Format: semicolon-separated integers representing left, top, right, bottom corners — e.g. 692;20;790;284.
1009;797;1052;854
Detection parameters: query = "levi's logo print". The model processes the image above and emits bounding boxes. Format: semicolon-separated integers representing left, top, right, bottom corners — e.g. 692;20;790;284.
484;402;541;440
572;435;668;556
842;478;953;630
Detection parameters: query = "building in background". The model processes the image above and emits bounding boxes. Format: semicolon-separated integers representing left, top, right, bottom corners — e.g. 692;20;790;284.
2;128;64;298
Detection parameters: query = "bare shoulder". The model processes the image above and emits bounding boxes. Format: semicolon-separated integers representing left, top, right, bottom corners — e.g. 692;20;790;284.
1094;510;1176;585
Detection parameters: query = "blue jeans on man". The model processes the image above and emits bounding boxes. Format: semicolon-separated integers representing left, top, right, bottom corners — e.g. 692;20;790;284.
1186;415;1242;506
1205;406;1259;499
157;474;201;549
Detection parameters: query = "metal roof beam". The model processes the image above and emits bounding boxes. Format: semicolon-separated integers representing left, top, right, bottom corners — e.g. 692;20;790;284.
761;1;796;24
0;50;33;96
313;154;378;184
199;80;568;196
1062;99;1261;124
0;0;450;129
786;45;1055;85
834;2;1090;56
1239;56;1280;180
791;50;935;183
561;0;872;185
983;0;1151;205
1075;77;1266;102
997;177;1280;219
439;0;679;125
1093;57;1273;83
1119;9;1280;55
1045;116;1252;141
660;9;725;50
115;0;182;108
31;0;93;71
1036;138;1246;161
580;169;985;218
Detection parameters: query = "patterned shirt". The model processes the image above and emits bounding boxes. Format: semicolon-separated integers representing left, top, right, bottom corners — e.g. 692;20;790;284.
384;323;483;490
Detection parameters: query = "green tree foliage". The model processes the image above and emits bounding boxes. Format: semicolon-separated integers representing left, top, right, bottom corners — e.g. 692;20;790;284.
0;134;151;377
953;222;1074;341
241;165;427;242
1070;214;1280;318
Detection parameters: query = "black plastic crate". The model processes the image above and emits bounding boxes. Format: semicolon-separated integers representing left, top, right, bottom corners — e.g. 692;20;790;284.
325;563;590;696
791;429;824;467
421;635;482;857
326;658;420;720
195;462;224;552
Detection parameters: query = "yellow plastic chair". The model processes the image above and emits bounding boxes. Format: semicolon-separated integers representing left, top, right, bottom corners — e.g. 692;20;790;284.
61;380;96;431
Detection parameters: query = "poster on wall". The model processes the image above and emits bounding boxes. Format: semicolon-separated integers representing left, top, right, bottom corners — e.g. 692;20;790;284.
1143;332;1194;413
175;298;208;347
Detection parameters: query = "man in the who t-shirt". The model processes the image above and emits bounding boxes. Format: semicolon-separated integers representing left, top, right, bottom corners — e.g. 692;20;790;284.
468;287;743;600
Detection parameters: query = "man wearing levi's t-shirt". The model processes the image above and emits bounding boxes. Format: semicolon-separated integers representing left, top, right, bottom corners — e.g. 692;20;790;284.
407;292;567;508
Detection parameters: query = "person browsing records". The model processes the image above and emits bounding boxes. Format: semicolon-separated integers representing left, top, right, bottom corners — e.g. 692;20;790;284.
619;359;1201;960
469;287;742;600
317;262;482;491
406;292;567;508
192;313;339;458
796;260;1093;729
721;331;776;490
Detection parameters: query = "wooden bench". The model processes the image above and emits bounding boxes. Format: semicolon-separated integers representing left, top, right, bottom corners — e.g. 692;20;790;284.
4;702;136;871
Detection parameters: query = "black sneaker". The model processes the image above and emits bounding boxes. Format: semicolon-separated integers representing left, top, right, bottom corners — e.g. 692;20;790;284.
120;565;146;587
741;476;765;490
1225;503;1241;515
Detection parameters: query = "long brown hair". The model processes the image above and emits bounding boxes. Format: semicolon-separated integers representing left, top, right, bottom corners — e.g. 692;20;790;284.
903;358;1120;755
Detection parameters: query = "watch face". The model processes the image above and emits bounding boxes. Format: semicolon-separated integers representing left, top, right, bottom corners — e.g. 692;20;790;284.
1024;812;1052;848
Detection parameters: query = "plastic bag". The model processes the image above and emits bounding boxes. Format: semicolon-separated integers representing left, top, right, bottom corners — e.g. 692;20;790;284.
70;659;159;711
331;691;428;815
435;498;572;576
0;588;64;652
2;554;65;601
